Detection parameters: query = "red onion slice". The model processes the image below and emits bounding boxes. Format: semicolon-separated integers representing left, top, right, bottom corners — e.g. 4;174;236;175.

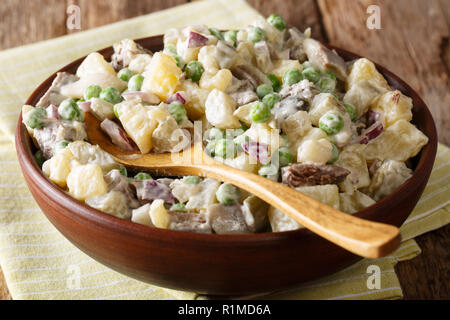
122;91;160;104
358;122;384;144
46;104;60;120
187;31;208;48
366;110;381;127
165;91;188;105
132;180;175;204
78;101;91;113
100;119;135;151
242;141;270;165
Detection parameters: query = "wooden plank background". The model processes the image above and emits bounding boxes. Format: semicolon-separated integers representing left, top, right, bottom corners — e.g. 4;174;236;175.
0;0;448;300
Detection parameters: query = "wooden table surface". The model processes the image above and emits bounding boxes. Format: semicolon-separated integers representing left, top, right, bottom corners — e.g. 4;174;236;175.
0;0;448;300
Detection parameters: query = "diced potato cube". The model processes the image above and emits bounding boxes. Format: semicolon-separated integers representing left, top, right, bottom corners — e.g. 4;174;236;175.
281;111;312;143
198;45;219;72
199;69;233;92
149;199;170;229
177;79;209;120
233;41;255;67
128;54;152;74
343;80;388;119
131;203;153;227
309;93;343;126
45;148;79;188
233;101;257;126
205;89;240;129
241;195;269;232
68;140;121;173
142;52;182;101
297;138;332;165
186;178;220;210
244;122;282;158
339;191;376;214
371;90;413;127
60;73;127;99
85;191;130;219
346;58;390;90
89;98;114;121
115;100;158;154
364;120;429;162
270;59;302;81
76;52;116;78
67;164;107;201
177;38;200;63
268;206;301;232
336;144;370;193
224;152;258;173
170;179;201;203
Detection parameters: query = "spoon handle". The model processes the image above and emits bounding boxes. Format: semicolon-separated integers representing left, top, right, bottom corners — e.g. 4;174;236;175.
201;162;401;258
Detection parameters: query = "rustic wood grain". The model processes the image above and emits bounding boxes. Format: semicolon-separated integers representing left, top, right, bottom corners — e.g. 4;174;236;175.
317;0;450;146
0;0;448;299
0;267;11;300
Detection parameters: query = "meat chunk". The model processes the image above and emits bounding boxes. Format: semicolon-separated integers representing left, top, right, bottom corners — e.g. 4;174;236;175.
33;120;87;159
286;27;308;62
231;64;271;88
104;169;140;209
37;72;79;108
303;38;347;80
254;41;273;73
281;163;350;187
226;77;258;106
168;210;212;233
215;40;237;69
111;39;153;70
279;79;318;103
131;179;175;204
207;204;250;234
271;96;307;127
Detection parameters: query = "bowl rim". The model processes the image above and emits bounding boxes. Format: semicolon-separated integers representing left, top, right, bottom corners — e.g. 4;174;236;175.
15;34;438;246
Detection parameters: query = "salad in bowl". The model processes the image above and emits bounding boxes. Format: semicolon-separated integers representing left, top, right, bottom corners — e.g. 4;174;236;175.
21;14;429;235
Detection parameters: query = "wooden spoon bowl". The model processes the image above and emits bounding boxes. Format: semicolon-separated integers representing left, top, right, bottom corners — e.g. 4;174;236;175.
15;35;437;296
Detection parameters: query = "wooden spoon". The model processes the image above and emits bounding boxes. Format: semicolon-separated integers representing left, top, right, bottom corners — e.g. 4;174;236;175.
85;113;400;258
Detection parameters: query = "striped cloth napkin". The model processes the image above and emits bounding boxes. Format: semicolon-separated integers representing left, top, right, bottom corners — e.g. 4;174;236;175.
0;0;448;300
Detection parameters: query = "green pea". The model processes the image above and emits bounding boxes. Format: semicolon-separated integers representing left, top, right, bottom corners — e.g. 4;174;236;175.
52;140;69;155
214;138;236;159
258;164;279;181
117;68;134;82
168;103;187;124
58;99;83;121
319;112;344;135
185;61;204;82
34;150;45;167
248;27;266;43
262;92;281;109
328;143;340;164
164;43;177;55
273;147;293;167
256;84;273;99
280;134;291;147
205;140;217;157
172;55;185;69
302;67;321;83
344;103;357;122
113;104;120;119
209;28;224;41
184;176;200;184
100;87;122;104
134;172;152;180
282;69;303;86
128;74;144;91
224;30;238;47
267;14;286;31
208;127;225;141
76;98;86;104
26;107;47;129
317;73;336;93
119;165;127;177
267;74;281;92
83;85;102;100
170;203;187;211
302;61;314;69
250;102;271;123
216;182;241;205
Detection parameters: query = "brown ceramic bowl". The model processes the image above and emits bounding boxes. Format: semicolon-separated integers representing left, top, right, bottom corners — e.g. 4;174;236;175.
15;35;437;296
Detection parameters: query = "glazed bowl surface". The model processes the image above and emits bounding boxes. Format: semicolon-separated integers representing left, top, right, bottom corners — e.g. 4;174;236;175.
15;35;438;296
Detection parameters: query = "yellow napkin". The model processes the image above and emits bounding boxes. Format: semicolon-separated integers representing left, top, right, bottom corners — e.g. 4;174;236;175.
0;0;448;300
